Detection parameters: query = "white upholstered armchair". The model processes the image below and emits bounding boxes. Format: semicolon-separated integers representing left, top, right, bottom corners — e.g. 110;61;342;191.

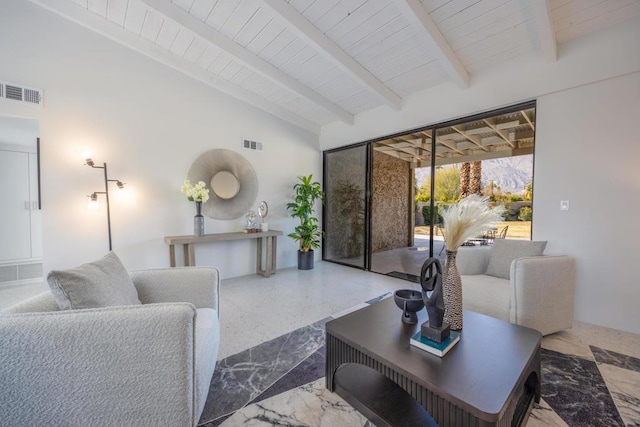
0;267;220;427
456;241;576;336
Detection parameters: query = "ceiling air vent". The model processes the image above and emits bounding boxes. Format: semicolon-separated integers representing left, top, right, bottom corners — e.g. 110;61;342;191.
0;81;43;106
243;139;263;151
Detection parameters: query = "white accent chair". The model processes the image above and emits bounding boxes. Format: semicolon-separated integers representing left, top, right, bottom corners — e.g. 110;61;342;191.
457;244;575;335
0;267;220;427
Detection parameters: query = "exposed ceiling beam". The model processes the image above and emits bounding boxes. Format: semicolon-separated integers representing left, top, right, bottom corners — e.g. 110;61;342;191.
259;0;402;111
27;0;320;134
375;141;421;159
436;138;464;155
140;0;354;125
451;126;488;152
412;146;535;168
392;0;469;88
521;110;535;131
483;118;515;148
530;0;557;62
393;134;429;149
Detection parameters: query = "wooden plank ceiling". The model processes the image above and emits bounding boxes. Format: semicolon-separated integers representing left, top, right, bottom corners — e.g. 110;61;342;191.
28;0;640;133
374;107;535;166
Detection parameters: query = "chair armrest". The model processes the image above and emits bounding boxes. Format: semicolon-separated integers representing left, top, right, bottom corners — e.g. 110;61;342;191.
130;267;219;312
0;303;197;426
456;246;492;275
509;256;576;335
1;291;59;314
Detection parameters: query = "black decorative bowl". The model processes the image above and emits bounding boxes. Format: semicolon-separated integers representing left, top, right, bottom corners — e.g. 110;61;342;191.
394;289;424;325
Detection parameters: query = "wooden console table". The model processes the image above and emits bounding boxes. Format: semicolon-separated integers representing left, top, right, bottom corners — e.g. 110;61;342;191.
164;230;283;277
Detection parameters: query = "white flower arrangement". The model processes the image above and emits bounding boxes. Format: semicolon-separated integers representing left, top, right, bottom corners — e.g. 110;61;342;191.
181;180;210;203
441;195;505;252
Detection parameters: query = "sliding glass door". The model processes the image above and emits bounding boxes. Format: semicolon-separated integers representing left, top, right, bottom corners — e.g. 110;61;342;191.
323;101;536;280
323;144;368;269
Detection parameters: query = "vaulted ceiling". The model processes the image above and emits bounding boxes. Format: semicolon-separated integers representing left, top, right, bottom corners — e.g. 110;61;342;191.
29;0;640;134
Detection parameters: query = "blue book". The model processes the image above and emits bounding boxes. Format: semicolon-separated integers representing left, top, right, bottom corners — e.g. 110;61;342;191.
410;330;461;357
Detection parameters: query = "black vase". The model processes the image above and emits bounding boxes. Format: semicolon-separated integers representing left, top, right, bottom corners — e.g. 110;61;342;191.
297;250;314;270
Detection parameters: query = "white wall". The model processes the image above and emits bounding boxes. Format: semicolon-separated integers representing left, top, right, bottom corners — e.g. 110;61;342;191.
535;72;640;334
319;17;640;334
0;2;320;278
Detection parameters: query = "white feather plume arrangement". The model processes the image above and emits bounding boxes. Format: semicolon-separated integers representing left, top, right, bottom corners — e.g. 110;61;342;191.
441;195;505;252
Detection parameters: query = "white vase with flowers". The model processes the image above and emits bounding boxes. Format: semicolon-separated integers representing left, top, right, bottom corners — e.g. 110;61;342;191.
181;180;210;236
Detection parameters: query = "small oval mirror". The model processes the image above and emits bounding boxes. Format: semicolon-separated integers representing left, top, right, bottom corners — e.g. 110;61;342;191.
211;171;240;199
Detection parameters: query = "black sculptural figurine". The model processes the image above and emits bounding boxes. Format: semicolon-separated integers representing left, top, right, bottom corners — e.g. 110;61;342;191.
420;257;451;343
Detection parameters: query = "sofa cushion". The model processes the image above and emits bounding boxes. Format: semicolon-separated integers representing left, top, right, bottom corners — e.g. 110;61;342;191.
47;252;141;310
461;274;511;322
485;239;547;279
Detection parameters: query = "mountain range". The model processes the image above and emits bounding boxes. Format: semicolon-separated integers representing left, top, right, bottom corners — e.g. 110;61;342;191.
415;155;533;194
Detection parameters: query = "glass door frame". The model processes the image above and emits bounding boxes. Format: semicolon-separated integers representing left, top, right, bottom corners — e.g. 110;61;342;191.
322;141;373;270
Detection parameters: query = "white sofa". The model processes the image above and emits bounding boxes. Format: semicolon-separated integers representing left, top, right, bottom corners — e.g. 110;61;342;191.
0;267;220;427
456;244;576;335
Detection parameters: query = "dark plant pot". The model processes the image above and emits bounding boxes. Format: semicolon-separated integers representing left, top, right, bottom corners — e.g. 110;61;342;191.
298;250;314;270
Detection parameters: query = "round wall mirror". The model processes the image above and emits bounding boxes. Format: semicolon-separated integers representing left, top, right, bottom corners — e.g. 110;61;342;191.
187;149;258;219
211;171;240;199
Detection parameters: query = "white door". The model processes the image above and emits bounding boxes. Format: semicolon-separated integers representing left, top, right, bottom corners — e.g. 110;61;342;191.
0;150;31;260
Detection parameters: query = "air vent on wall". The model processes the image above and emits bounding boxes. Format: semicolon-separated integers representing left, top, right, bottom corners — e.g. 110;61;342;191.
0;81;43;106
243;139;263;151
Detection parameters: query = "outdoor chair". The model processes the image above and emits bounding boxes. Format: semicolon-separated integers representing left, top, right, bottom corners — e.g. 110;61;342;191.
495;226;509;240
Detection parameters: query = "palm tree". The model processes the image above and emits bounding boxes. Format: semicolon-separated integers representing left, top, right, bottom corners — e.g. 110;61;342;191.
460;162;470;197
470;161;482;194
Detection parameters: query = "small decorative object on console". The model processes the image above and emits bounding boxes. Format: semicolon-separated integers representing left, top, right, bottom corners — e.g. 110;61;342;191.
258;201;269;231
245;210;257;232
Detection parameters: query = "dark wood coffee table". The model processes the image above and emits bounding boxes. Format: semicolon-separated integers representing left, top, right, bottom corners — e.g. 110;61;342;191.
326;297;541;426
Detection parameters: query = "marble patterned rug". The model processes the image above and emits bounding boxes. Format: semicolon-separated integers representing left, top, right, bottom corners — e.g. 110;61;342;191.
198;294;640;427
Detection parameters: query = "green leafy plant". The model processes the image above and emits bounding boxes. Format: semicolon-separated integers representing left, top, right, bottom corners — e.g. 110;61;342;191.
286;174;325;252
518;206;533;221
421;205;443;225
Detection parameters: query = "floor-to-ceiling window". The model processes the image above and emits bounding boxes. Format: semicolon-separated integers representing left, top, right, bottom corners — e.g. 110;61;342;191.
323;101;536;281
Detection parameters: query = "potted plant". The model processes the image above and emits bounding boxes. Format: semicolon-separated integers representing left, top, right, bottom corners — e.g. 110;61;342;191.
286;174;325;270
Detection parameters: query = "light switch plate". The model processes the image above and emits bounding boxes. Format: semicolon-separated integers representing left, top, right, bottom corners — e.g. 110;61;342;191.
560;200;570;211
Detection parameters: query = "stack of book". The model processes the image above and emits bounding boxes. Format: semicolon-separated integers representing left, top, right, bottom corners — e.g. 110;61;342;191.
410;331;461;357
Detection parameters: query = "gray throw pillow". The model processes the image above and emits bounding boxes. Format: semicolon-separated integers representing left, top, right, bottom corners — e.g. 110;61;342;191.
47;252;141;310
485;240;547;279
